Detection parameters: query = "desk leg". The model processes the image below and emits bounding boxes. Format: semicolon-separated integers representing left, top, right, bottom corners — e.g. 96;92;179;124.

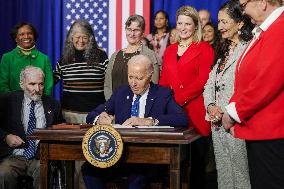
40;143;49;189
170;146;181;189
181;144;191;189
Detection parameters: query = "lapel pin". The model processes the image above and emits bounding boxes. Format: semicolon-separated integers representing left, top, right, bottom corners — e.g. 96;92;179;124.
48;110;52;114
127;96;129;99
151;98;154;101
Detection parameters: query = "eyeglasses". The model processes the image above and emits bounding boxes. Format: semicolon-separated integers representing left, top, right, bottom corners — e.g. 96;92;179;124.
240;0;252;11
126;28;142;34
73;35;89;42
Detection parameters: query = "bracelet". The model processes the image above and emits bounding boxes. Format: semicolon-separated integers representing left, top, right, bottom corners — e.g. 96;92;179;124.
207;103;216;113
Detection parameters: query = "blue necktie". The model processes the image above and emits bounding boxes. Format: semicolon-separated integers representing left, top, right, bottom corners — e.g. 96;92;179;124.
23;101;36;159
131;95;141;117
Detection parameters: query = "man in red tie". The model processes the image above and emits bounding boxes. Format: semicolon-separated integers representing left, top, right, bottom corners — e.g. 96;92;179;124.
222;0;284;188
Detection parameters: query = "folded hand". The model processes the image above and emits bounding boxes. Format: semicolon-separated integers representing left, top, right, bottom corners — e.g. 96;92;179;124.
97;112;114;125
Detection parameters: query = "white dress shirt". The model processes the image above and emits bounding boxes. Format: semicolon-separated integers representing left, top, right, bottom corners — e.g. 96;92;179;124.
13;94;46;156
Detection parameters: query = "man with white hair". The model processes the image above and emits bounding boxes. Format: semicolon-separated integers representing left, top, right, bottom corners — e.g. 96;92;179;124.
87;54;188;127
198;9;211;28
0;66;63;189
83;54;188;189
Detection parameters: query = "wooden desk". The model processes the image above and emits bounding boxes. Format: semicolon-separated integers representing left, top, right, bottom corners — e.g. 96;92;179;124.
29;127;199;189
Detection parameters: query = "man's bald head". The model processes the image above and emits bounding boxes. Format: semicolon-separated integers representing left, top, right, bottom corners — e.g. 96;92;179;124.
199;9;211;28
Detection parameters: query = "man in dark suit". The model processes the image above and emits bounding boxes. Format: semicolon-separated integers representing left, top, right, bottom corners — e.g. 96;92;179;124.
0;66;63;189
83;54;188;189
87;54;188;127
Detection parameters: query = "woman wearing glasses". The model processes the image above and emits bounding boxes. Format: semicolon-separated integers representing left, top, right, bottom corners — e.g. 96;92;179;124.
203;0;254;188
104;15;160;100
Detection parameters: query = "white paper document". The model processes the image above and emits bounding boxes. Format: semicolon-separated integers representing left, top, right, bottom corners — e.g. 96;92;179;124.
112;124;173;129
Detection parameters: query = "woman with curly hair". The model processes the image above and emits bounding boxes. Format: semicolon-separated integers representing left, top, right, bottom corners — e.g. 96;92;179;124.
203;0;254;188
54;20;108;124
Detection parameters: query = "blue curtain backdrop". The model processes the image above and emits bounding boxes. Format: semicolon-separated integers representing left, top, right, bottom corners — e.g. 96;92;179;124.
0;0;227;100
0;0;63;99
151;0;228;30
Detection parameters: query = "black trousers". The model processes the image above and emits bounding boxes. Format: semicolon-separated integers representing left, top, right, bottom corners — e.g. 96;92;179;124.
246;139;284;189
189;136;209;189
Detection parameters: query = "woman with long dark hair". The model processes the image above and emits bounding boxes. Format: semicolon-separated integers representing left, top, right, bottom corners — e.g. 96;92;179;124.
203;0;254;188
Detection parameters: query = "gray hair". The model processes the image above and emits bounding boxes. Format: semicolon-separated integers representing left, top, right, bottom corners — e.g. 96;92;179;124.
125;15;145;33
176;6;202;42
61;19;101;66
199;9;211;18
20;66;45;85
127;54;154;76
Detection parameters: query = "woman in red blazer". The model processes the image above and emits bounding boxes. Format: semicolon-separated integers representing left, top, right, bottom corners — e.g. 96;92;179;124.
159;6;214;189
159;6;214;136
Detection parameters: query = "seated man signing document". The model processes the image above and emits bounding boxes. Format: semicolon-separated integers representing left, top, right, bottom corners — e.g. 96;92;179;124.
83;54;188;189
86;54;188;127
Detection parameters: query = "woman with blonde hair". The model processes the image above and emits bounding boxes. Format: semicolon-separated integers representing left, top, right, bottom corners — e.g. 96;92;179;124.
159;5;214;189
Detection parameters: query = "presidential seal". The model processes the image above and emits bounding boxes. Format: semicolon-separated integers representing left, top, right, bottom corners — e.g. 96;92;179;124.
82;125;123;168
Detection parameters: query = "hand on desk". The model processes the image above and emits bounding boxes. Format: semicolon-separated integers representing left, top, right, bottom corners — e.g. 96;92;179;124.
122;117;153;127
5;134;25;148
97;112;114;125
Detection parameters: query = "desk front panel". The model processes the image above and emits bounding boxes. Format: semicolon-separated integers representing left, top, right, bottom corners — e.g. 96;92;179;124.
44;141;185;164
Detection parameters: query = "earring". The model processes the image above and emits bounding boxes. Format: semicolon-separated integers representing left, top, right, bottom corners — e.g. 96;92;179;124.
237;30;241;35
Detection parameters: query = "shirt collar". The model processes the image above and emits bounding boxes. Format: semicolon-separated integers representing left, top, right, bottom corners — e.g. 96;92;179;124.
24;93;42;106
15;46;39;58
259;6;284;32
134;85;150;99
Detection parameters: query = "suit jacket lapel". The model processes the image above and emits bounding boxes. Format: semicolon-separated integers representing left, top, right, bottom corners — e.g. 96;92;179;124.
15;93;25;133
122;87;134;119
237;33;263;72
178;42;200;67
144;84;157;117
42;96;53;127
223;42;246;73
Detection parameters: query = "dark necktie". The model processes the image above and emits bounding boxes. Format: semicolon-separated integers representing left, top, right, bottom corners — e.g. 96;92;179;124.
23;101;36;159
131;95;141;117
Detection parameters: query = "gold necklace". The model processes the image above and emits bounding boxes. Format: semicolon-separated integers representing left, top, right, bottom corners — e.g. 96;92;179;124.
17;45;35;52
178;39;192;48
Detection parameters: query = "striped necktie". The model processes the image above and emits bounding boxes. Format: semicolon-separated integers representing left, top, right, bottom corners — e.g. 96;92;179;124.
131;95;141;117
23;100;36;159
